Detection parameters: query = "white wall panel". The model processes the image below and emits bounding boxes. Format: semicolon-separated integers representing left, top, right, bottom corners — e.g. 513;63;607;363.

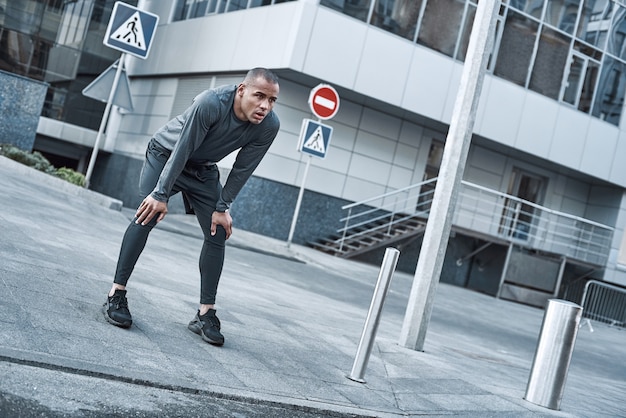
342;176;386;203
329;123;357;152
516;93;558;158
563;177;590;202
478;77;523;148
580;119;618;179
230;5;298;69
610;130;626;184
331;95;362;127
254;152;299;184
441;64;464;124
354;131;396;163
268;129;300;160
388;165;414;189
355;29;414;104
275;105;310;137
317;146;352;174
303;8;367;88
464;166;502;189
394;143;419;169
359;107;401;138
305;165;346;196
402;47;453;121
348;153;391;185
469;146;507;177
399;120;424;146
548;106;589;168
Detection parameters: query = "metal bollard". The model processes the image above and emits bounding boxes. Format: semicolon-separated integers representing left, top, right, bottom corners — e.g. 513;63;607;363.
525;299;583;410
347;247;400;383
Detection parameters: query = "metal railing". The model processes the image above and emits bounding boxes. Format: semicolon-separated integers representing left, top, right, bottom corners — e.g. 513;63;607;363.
338;178;614;265
338;178;435;253
455;182;614;266
580;280;626;331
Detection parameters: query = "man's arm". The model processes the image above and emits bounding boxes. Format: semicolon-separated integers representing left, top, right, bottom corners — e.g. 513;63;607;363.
135;195;168;225
211;210;232;239
217;125;279;212
151;92;216;203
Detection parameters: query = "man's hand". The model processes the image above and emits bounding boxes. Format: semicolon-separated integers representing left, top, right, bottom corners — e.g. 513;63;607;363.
135;195;168;225
211;211;233;240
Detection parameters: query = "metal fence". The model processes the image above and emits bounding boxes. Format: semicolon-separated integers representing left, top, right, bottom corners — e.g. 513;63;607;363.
579;280;626;331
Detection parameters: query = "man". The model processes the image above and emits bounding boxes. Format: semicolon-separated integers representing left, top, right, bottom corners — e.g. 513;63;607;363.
103;68;280;346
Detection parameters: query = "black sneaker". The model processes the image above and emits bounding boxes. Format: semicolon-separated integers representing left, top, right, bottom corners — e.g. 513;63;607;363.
188;309;224;346
103;289;132;328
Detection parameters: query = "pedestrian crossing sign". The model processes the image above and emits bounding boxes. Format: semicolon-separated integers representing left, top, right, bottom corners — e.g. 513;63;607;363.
104;2;159;59
298;119;333;159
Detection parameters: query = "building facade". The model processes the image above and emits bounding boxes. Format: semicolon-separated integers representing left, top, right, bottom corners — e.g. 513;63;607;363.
5;0;626;307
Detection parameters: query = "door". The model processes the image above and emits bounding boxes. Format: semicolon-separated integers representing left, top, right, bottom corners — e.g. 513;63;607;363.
500;168;547;241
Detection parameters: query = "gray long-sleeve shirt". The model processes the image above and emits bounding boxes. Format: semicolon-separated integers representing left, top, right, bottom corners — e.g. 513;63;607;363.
150;84;280;212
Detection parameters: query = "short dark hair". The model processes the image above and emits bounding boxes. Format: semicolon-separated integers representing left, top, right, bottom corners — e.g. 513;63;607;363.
244;67;279;86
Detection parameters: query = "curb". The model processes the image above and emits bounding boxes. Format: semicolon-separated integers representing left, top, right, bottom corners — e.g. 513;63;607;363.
0;155;123;211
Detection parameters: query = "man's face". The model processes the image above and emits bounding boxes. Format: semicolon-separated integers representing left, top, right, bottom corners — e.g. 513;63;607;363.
234;77;279;124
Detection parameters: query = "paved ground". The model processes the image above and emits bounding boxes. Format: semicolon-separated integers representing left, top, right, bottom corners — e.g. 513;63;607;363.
0;155;624;417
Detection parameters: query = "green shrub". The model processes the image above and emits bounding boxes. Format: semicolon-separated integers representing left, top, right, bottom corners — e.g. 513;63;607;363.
0;143;54;173
0;143;85;187
54;167;86;187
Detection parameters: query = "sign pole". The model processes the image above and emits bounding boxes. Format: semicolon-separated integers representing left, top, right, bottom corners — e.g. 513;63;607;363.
287;154;312;248
287;84;339;247
398;0;499;351
84;53;126;188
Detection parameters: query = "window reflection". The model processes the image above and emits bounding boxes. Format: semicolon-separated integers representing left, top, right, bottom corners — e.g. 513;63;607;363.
578;59;599;113
545;0;580;34
578;0;613;49
608;7;626;59
530;27;570;99
456;3;477;61
509;0;545;19
563;53;585;106
370;0;422;40
418;0;466;58
593;56;626;124
316;0;626;126
319;0;371;22
494;10;539;87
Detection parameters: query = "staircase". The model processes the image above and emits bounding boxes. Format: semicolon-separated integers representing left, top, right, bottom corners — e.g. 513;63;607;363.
310;178;435;258
308;177;614;266
310;214;427;258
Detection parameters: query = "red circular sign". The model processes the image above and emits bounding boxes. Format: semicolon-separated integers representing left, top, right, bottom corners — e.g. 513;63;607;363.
309;84;340;120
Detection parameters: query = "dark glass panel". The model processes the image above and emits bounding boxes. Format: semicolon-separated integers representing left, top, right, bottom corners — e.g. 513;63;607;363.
493;10;539;87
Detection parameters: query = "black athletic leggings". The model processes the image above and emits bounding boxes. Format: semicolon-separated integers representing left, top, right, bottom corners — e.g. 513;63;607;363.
113;139;226;305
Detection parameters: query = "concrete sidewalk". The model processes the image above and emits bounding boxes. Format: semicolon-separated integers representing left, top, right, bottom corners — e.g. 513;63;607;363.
0;155;624;417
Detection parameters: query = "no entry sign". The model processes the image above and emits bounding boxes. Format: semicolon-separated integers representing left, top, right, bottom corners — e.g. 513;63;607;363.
308;84;340;120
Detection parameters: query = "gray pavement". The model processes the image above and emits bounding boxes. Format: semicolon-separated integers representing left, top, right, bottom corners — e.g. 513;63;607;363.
0;154;624;418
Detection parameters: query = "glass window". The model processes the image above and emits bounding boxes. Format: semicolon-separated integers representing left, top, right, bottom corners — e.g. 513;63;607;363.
530;27;571;99
592;56;626;125
508;0;546;19
250;0;273;7
578;0;613;50
545;0;581;34
0;29;34;75
578;58;599;113
417;0;466;58
456;3;477;61
608;7;626;59
494;10;539;87
319;0;371;22
370;0;422;41
562;53;585;105
227;0;249;12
